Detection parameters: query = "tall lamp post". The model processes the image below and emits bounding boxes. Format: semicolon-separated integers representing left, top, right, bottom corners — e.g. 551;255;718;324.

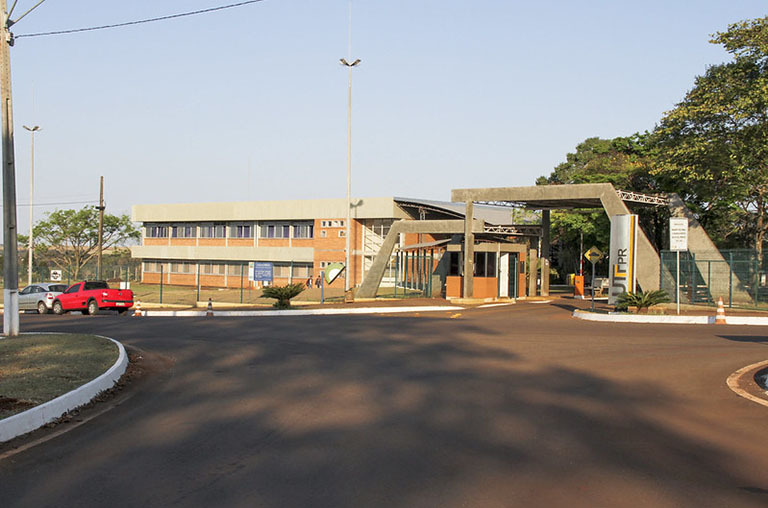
23;125;40;286
340;56;360;292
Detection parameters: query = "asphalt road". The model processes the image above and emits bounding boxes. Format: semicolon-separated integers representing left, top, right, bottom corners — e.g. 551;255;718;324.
1;299;768;507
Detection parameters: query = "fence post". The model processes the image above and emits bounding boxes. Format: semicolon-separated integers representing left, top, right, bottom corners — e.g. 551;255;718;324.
196;264;200;302
240;264;244;304
160;264;164;304
728;252;733;308
691;252;696;303
755;254;759;308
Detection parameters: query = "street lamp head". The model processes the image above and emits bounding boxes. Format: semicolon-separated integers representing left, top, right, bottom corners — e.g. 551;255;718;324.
23;125;40;132
340;58;361;67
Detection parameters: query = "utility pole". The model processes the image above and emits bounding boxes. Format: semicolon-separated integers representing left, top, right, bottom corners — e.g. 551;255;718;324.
1;0;19;335
97;176;104;280
23;124;40;286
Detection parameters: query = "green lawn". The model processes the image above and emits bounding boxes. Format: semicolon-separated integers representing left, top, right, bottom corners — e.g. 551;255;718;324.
0;334;118;419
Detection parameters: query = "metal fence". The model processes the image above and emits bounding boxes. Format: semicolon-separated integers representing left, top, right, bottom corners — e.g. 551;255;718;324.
660;249;768;308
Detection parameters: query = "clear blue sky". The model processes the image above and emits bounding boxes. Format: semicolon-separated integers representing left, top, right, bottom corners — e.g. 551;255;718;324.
6;0;767;231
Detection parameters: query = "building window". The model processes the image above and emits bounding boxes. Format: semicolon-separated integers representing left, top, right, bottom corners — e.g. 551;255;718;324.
227;264;246;276
260;223;290;239
320;230;327;238
474;252;497;277
292;264;313;277
201;262;226;275
231;224;253;238
170;262;192;274
147;225;169;238
143;261;162;273
293;222;313;239
338;230;346;237
273;264;290;277
200;223;226;238
171;225;195;238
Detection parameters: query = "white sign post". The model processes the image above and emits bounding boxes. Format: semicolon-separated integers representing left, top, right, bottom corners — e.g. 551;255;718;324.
670;218;689;315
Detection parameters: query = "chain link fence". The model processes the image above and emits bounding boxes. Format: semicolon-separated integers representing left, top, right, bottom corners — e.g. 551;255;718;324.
660;249;768;308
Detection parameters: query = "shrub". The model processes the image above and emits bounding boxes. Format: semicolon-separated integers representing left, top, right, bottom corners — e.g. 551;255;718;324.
261;283;305;309
616;289;671;311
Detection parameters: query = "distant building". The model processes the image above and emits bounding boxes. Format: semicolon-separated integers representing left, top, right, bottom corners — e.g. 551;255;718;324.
130;197;534;298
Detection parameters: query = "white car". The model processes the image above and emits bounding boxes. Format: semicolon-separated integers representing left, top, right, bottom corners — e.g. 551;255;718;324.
18;283;68;314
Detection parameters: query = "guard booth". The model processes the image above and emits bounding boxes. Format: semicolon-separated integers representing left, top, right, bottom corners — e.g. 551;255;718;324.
444;242;527;299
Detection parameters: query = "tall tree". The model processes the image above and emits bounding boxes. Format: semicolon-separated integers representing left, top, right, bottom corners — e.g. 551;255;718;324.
653;16;768;255
33;207;139;280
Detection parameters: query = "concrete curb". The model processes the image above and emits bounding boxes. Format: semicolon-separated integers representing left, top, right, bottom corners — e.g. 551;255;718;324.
138;305;463;317
572;309;768;325
0;335;128;443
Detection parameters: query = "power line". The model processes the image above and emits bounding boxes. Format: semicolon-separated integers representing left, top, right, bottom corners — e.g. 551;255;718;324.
15;0;265;40
0;199;99;207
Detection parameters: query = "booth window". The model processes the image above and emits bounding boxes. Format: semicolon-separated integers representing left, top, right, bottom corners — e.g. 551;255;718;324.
474;252;497;277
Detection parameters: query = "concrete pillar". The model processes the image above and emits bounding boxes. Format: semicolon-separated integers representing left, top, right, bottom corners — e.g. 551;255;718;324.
528;248;538;297
463;201;474;298
541;210;550;296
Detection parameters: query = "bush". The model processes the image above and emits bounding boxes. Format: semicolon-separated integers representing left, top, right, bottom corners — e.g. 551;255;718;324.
261;283;306;309
616;289;671;311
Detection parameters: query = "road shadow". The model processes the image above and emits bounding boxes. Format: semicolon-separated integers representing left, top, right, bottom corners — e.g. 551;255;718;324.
5;314;767;507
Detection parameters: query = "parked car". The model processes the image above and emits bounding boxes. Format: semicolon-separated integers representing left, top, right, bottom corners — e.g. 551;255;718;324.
19;282;69;314
53;280;134;315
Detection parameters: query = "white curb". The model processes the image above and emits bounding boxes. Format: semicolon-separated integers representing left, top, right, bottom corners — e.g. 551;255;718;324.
0;335;128;443
573;309;768;325
139;305;463;317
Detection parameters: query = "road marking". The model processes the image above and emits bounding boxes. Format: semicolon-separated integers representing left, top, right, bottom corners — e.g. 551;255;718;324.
726;359;768;409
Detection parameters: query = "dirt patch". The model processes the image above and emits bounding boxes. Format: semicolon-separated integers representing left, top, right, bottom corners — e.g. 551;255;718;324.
0;397;36;414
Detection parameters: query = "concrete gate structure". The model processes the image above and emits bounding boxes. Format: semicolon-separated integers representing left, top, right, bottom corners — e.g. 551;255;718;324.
450;183;751;302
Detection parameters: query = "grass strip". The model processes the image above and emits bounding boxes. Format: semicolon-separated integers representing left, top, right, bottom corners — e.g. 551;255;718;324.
0;334;118;419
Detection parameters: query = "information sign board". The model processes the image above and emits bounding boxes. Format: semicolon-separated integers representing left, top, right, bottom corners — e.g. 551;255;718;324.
251;262;273;282
669;218;688;251
50;270;62;281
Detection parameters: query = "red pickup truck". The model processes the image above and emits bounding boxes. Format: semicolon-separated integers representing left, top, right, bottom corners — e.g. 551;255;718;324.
52;281;134;315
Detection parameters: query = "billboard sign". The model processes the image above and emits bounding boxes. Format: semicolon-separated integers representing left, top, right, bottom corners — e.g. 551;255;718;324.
608;214;638;305
251;262;273;282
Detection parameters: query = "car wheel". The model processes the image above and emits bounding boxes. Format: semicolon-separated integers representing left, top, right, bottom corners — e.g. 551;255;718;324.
53;301;64;315
37;301;48;314
87;299;99;316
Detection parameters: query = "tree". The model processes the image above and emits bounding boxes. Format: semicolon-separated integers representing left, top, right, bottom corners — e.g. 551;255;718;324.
32;206;140;280
536;135;665;280
652;16;768;256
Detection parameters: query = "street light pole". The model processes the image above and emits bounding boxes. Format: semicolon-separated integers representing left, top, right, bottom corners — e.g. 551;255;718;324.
1;0;19;335
340;2;360;293
23;124;40;286
340;57;359;292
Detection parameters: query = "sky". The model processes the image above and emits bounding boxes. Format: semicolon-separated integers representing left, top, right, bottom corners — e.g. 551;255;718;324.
4;0;768;232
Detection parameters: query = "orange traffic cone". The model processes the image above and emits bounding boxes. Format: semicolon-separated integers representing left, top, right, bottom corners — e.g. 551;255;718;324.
715;297;726;324
134;300;142;317
206;298;214;317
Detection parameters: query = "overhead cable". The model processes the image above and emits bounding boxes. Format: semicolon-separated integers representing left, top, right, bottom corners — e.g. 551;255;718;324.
15;0;264;39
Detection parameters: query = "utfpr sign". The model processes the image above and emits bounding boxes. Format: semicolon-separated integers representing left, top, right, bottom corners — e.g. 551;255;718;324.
608;214;638;305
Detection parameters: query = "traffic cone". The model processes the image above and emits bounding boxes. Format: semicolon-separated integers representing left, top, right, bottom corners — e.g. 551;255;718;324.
715;297;726;324
206;298;214;317
134;300;142;317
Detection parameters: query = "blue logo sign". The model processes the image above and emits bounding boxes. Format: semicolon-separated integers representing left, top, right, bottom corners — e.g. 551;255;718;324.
252;262;273;282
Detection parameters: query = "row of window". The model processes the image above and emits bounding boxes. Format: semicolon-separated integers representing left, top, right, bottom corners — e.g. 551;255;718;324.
143;261;314;277
320;220;345;228
146;222;321;239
